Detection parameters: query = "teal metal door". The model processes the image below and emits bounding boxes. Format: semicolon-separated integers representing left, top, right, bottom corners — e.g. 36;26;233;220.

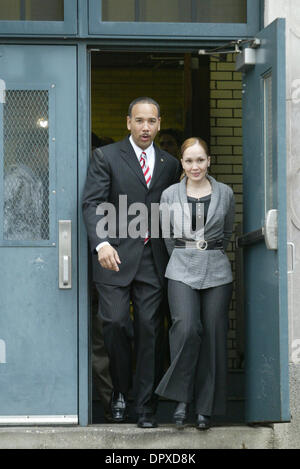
240;19;290;423
0;45;78;424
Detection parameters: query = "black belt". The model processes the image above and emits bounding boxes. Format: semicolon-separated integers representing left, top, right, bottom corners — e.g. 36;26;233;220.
174;239;223;250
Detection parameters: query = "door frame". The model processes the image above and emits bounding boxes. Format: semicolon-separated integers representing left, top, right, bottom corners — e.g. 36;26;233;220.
1;13;287;427
82;27;288;425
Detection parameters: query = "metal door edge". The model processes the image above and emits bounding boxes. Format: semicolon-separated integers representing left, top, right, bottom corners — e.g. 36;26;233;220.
0;415;78;425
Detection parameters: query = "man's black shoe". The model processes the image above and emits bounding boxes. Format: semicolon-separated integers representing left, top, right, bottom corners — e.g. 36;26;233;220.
110;392;128;422
137;412;158;429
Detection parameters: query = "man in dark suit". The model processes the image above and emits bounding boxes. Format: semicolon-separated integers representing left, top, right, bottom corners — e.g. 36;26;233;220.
82;97;181;428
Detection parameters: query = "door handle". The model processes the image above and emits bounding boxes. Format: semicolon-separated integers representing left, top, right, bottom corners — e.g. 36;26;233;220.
264;209;278;250
63;255;70;285
59;220;72;289
236;227;264;248
287;242;295;274
236;210;278;250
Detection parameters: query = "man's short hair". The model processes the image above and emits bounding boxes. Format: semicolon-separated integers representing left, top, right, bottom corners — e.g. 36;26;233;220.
128;97;160;118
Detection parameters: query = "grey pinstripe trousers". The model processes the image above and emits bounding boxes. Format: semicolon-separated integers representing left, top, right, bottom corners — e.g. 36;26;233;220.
155;279;233;416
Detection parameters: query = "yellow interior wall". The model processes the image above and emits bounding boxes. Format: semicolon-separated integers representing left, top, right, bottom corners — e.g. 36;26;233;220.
91;67;184;143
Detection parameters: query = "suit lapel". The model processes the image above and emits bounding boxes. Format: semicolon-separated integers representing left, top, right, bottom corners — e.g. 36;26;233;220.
120;137;148;189
148;144;166;190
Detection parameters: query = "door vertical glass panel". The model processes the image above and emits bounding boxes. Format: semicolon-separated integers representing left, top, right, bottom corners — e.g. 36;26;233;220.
0;45;77;423
263;73;275;213
242;19;289;423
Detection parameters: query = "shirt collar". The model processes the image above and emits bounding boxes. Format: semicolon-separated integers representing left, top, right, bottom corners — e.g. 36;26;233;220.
129;135;154;159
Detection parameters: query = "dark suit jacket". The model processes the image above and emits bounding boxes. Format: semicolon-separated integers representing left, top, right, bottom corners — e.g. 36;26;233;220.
82;136;181;286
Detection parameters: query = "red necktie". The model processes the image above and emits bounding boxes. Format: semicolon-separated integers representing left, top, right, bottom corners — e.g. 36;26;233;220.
139;151;151;243
139;151;152;187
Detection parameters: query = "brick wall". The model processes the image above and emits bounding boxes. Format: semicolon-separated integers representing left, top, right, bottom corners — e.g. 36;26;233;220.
210;54;244;370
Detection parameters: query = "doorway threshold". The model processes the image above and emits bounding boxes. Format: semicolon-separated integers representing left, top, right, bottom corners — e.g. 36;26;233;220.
0;424;274;449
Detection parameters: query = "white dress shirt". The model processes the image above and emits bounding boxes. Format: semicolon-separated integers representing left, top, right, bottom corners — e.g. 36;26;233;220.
129;135;155;177
96;136;156;252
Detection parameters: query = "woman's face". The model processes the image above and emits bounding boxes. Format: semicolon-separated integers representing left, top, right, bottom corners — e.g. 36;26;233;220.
181;142;210;183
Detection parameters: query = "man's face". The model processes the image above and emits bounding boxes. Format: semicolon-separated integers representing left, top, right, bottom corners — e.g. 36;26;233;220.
127;102;161;150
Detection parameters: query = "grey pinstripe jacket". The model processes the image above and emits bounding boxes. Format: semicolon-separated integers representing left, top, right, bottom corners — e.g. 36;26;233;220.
160;175;235;289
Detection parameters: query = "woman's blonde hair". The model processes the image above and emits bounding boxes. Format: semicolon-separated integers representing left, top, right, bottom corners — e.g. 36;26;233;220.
180;137;210;180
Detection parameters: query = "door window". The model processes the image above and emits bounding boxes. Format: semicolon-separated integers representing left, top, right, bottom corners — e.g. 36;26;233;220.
89;0;259;36
0;0;76;34
3;90;49;241
0;85;55;245
101;0;247;23
0;0;64;21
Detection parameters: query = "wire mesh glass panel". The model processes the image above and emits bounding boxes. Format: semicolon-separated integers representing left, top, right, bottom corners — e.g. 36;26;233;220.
3;90;50;241
0;0;64;21
101;0;247;23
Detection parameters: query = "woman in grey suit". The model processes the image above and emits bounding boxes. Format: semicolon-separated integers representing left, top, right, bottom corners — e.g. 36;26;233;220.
155;137;235;430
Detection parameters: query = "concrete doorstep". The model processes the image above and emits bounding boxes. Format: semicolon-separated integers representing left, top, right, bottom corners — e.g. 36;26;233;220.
0;424;275;449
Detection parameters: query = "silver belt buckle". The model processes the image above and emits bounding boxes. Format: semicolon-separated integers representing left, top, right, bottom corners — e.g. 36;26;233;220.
196;240;208;250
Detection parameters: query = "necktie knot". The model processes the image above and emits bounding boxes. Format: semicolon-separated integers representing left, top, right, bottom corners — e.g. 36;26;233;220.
140;151;146;168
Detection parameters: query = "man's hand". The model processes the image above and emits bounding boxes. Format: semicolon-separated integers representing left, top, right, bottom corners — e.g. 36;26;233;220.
98;245;121;272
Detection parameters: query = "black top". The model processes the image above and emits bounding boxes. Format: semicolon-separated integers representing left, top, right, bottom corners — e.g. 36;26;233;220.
187;194;211;231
